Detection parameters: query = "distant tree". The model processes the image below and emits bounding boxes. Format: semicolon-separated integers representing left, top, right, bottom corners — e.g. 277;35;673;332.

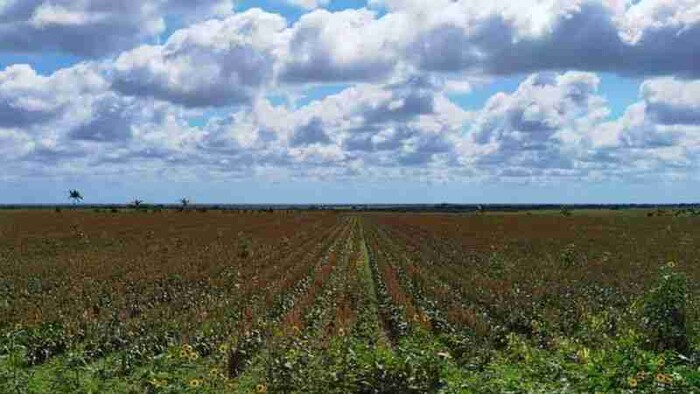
68;190;83;205
560;205;572;216
180;198;190;211
131;199;144;209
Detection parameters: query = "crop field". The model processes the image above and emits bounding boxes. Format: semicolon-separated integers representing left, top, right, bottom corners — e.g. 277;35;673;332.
1;209;699;393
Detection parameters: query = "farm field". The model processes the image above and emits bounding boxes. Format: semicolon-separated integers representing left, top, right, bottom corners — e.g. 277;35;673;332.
1;209;699;393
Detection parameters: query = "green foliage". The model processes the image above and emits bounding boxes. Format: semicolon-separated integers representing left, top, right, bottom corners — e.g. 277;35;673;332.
2;212;700;393
256;332;451;394
236;232;254;259
641;263;690;353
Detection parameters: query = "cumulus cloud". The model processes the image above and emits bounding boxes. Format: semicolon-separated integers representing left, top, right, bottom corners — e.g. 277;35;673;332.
193;74;468;172
113;9;287;107
2;1;700;183
0;0;233;56
0;62;202;174
286;74;468;168
3;62;700;182
597;78;700;172
279;8;404;83
105;0;700;104
463;71;610;177
369;0;700;77
0;63;107;128
640;78;700;126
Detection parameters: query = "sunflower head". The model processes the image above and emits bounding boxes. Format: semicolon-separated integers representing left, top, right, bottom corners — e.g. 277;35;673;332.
657;355;665;367
189;379;202;388
256;383;268;393
655;373;673;384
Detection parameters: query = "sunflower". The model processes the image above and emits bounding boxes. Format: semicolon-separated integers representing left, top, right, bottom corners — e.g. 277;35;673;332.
256;383;267;393
655;373;673;385
218;344;228;354
636;371;650;381
627;377;638;388
188;351;200;361
189;379;202;388
209;368;219;377
657;355;665;367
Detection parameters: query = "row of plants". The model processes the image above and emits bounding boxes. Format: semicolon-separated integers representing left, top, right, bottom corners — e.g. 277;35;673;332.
1;213;348;392
368;215;700;392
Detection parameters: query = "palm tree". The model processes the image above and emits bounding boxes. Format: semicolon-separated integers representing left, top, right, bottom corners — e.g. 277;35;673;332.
68;190;83;205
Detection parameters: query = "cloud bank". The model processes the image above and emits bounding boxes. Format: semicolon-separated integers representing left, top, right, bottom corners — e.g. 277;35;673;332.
1;0;699;185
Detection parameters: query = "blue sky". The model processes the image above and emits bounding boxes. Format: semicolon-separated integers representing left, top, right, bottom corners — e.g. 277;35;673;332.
0;0;699;204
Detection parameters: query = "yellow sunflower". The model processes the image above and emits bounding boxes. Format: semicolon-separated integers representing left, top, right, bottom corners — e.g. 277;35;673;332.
636;371;649;380
655;373;673;385
256;383;267;393
627;377;638;388
189;378;202;388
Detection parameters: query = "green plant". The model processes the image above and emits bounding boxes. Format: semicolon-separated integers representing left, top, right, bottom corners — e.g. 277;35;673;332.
640;262;689;353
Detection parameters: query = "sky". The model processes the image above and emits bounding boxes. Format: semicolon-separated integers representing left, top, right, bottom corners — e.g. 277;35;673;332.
1;0;700;204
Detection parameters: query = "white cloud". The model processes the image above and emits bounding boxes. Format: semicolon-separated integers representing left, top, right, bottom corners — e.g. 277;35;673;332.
0;62;204;176
373;0;700;77
0;63;107;128
113;9;288;107
279;8;404;83
462;71;610;177
2;62;700;183
2;1;700;183
617;0;700;44
0;0;233;56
